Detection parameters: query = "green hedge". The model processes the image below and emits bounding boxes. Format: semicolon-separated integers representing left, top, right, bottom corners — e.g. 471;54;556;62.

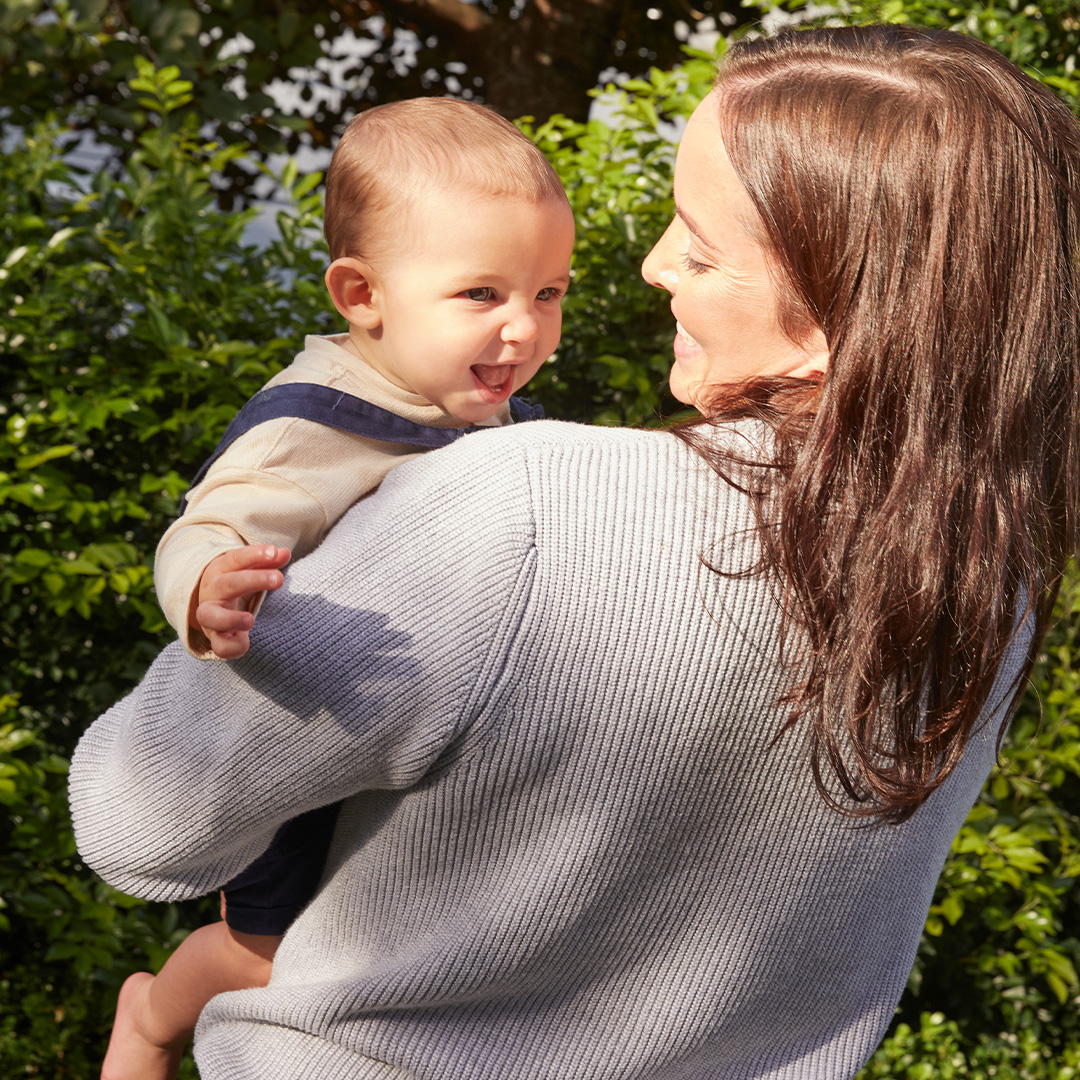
1;20;1078;1077
0;65;337;1077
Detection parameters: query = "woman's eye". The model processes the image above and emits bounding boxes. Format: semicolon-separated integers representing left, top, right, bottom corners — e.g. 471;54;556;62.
462;287;496;302
682;253;709;276
536;287;564;302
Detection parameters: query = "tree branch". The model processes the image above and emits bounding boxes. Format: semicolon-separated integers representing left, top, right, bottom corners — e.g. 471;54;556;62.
376;0;494;39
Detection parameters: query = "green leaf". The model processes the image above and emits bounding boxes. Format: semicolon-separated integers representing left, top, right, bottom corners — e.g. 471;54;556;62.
15;444;77;470
3;244;30;268
150;6;201;56
939;893;964;925
14;548;52;568
1044;950;1079;987
1047;971;1070;1004
278;5;300;48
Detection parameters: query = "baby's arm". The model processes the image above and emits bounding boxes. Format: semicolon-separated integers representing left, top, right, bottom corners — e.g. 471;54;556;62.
157;417;421;659
155;467;333;659
191;545;292;660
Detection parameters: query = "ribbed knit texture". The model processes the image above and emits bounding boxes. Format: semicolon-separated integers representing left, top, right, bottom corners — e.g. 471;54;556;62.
69;419;1027;1079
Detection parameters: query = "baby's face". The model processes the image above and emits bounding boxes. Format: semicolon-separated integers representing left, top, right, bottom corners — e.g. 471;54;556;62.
358;189;574;423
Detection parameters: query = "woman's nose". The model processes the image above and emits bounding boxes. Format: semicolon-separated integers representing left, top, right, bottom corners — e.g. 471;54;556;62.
642;223;678;293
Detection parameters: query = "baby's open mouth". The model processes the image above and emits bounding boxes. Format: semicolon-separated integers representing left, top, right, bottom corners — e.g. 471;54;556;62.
471;364;513;393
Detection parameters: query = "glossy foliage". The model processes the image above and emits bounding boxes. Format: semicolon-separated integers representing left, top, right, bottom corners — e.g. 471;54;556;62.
0;69;334;1076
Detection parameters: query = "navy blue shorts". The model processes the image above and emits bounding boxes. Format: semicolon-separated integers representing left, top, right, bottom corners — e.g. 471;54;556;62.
222;802;340;936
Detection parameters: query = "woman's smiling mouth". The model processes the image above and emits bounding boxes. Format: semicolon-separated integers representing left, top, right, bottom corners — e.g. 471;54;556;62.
676;320;699;347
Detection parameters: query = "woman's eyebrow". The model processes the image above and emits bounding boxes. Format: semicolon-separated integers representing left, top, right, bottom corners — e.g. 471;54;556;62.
676;207;719;251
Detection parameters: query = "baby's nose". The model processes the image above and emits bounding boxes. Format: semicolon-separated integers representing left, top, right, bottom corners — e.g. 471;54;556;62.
502;312;540;343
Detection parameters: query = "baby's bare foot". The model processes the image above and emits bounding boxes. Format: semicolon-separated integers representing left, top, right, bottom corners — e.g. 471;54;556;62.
101;972;185;1080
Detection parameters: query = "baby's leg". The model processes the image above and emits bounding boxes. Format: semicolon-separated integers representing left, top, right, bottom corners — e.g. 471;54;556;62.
101;921;280;1080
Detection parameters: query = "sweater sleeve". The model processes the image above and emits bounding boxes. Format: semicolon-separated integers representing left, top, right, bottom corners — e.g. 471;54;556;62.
70;429;537;903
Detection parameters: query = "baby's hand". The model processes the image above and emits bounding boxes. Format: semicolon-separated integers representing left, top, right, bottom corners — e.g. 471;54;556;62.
194;545;292;659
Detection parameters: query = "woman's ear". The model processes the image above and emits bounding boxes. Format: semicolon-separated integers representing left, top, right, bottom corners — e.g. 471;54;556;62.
325;258;382;330
786;326;831;381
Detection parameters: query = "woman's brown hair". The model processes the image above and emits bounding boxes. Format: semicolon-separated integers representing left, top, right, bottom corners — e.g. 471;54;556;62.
675;26;1080;823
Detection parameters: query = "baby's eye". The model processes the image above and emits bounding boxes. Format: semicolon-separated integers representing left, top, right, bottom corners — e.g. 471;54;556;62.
537;287;564;302
682;253;709;276
462;287;496;302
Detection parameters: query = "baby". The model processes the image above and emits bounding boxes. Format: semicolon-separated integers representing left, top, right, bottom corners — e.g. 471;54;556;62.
103;97;575;1080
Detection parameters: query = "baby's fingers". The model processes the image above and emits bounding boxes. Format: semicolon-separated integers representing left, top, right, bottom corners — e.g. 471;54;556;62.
202;567;285;604
207;628;251;660
196;600;255;635
220;544;292;573
197;602;253;659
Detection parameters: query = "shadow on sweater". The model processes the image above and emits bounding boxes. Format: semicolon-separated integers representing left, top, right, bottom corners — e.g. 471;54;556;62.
226;587;424;730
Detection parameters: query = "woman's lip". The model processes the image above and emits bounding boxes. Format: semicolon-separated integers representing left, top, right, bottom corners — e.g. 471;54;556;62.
673;322;701;360
676;321;698;346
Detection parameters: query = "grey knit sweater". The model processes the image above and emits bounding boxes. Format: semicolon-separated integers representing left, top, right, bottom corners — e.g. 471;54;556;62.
69;419;1027;1080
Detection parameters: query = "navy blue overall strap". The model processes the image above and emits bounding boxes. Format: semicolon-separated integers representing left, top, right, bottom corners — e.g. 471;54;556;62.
179;382;544;511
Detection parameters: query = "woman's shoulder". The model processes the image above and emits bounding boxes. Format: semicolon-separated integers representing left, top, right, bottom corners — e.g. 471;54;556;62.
372;420;677;514
390;418;772;526
443;418;683;475
501;417;670;447
412;415;773;477
483;415;773;460
378;417;773;519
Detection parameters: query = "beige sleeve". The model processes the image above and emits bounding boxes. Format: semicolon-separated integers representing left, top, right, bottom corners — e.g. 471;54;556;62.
155;419;422;659
155;468;331;658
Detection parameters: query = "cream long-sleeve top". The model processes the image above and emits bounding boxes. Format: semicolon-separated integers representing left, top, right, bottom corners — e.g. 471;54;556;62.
70;419;1030;1080
155;333;512;657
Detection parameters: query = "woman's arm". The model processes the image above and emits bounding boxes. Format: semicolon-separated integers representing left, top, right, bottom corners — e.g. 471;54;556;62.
69;429;538;902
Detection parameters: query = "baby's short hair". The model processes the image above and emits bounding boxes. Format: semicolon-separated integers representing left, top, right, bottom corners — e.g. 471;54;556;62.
323;97;569;261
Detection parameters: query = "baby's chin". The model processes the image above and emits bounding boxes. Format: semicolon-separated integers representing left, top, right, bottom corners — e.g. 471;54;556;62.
434;391;507;426
454;403;506;425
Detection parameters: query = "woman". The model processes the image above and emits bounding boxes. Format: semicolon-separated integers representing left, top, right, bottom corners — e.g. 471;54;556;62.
644;25;1080;825
70;25;1080;1080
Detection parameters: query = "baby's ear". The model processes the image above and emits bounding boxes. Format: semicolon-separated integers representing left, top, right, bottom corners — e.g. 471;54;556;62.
325;258;382;330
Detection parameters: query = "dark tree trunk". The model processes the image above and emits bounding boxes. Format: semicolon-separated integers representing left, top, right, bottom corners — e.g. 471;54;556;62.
479;0;625;123
371;0;671;124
